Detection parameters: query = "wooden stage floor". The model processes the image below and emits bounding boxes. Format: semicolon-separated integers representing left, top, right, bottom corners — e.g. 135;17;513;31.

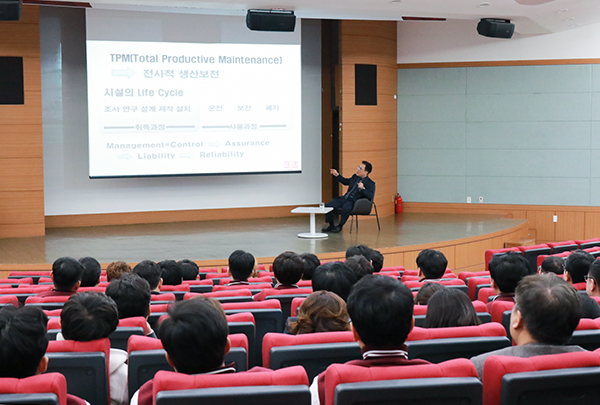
0;213;525;264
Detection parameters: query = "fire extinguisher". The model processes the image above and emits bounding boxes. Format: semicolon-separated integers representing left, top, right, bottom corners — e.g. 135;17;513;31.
394;193;403;214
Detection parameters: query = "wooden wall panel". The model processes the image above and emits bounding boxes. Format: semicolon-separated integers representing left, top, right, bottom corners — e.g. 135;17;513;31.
527;210;555;242
0;5;45;238
556;211;585;242
584;212;600;239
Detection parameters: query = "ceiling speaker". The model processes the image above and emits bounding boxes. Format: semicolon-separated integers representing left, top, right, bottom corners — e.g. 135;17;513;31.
477;18;514;38
0;0;21;21
246;10;296;32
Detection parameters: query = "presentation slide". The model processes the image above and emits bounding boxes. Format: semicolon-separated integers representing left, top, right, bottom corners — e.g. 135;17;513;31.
87;40;301;178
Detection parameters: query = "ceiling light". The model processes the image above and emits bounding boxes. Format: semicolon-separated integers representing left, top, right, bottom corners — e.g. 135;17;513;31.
556;9;568;13
478;2;491;7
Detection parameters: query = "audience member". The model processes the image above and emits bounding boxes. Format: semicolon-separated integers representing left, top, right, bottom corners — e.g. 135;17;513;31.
538;255;564;275
586;259;600;297
272;251;304;289
423;289;481;328
159;260;183;286
0;305;86;405
563;250;600;318
416;249;447;281
345;244;372;261
312;261;358;302
313;275;429;404
300;253;321;281
59;292;127;405
106;261;132;282
486;252;529;312
471;274;584;377
133;260;162;293
370;249;384;272
131;297;270;405
344;255;374;280
36;257;83;298
287;291;350;334
79;256;102;287
105;273;155;337
227;250;257;285
414;282;445;305
178;259;199;281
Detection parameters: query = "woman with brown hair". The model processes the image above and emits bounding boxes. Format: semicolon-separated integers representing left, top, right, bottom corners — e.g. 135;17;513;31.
287;290;350;334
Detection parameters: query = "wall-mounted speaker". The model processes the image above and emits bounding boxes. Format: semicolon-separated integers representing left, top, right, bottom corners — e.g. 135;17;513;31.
246;10;296;32
477;18;514;38
0;0;21;21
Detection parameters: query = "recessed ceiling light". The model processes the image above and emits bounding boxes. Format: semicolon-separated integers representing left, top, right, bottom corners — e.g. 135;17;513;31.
556;9;568;13
478;2;491;7
563;17;575;21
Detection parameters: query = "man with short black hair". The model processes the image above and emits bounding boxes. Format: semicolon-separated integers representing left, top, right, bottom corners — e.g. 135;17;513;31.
0;305;86;405
79;256;102;287
538;255;564;275
486;252;530;312
313;275;429;404
322;161;375;234
272;251;304;288
227;250;257;284
36;256;83;298
312;262;358;302
416;249;448;280
345;244;372;260
159;260;183;286
563;250;600;318
178;259;199;281
586;259;600;297
471;274;585;378
344;255;373;280
133;260;162;293
370;249;384;273
106;273;155;337
300;253;321;281
59;292;127;405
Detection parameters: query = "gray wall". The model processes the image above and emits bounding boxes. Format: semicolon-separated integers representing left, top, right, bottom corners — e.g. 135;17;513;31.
397;64;600;206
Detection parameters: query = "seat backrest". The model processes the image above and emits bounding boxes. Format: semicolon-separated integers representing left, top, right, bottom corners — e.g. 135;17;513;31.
489;300;514;324
576;238;600;249
109;325;145;350
157;385;310;405
0;373;67;405
517;244;551;273
407;323;507;341
25;294;72;304
483;351;600;405
468;277;491;301
407;336;510;363
547;241;578;254
484;248;521;272
291;297;305;317
46;339;110;405
218;276;274;285
380;266;405;273
151;293;176;302
458;271;490;282
350;198;372;215
324;358;479;405
0;294;19;305
153;366;309;405
213;283;273;292
477;287;497;304
263;290;312;323
159;284;190;292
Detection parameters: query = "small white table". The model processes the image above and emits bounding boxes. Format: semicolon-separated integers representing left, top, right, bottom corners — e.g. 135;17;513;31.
291;206;334;239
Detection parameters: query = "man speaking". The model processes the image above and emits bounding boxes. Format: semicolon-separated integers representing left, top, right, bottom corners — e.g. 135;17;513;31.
322;161;375;233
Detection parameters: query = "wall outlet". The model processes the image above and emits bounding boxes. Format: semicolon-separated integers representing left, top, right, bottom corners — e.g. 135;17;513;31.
553;215;558;223
467;197;471;203
479;196;483;203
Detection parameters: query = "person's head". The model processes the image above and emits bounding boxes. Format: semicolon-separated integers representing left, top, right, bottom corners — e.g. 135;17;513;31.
160;297;230;374
414;282;445;305
356;161;372;178
300;253;321;281
51;257;84;292
423;289;481;328
60;292;119;342
370;249;384;273
344;255;374;280
178;259;199;281
133;260;162;291
347;275;414;348
272;251;304;285
228;250;256;281
539;256;565;275
488;252;529;294
345;245;372;261
511;274;581;345
586;259;600;297
106;261;132;282
159;260;183;286
564;250;595;284
105;273;152;319
0;305;49;378
79;256;102;287
312;261;358;302
287;291;350;334
416;249;448;280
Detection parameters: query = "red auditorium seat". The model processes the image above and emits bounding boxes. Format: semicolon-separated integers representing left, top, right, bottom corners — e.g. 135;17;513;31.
159;284;189;292
489;300;514;324
150;293;176;302
576;238;600;249
517;244;551;273
380;266;405;272
0;277;33;285
483;351;600;405
477;287;497;304
153;366;309;405
458;271;490;282
0;373;69;405
536;251;571;268
323;359;479;405
468;276;492;300
218;276;274;285
291;297;305;317
0;295;18;306
183;289;253;301
407;323;507;341
401;274;457;282
213;283;273;292
181;279;213;285
253;287;313;301
484;248;521;272
547;240;578;254
377;270;401;277
402;269;454;277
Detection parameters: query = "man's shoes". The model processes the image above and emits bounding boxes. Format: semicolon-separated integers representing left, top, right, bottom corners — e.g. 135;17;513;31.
330;225;343;233
321;224;334;232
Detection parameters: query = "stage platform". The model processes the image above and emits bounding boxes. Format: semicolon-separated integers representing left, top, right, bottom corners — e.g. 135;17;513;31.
0;213;527;273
